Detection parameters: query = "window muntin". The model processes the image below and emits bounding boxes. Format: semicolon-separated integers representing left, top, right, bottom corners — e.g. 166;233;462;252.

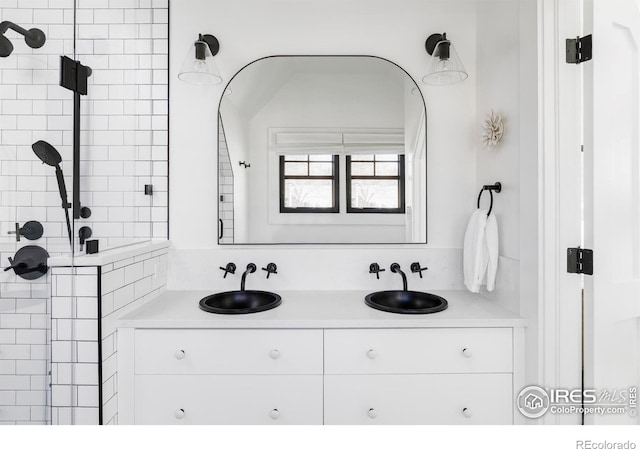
346;154;405;213
279;154;339;213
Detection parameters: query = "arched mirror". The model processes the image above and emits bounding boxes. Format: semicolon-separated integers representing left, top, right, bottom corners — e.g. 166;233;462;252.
218;56;426;244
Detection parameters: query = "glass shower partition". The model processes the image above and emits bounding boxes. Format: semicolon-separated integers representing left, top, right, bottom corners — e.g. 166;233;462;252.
64;0;169;425
0;5;75;424
1;1;168;425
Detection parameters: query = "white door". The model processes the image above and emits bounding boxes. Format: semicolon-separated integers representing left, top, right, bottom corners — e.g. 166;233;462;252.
583;0;640;424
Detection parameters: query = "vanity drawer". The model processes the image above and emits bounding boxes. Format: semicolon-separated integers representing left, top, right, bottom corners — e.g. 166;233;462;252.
324;328;512;374
324;373;512;425
134;374;323;425
135;329;323;374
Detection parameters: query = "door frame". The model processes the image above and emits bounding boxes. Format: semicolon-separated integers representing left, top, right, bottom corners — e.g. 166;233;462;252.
538;0;584;424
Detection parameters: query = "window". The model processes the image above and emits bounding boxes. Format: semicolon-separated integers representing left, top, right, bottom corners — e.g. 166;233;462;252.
279;154;339;213
346;154;406;213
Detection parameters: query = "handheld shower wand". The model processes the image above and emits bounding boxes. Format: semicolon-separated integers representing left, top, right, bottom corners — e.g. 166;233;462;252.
31;141;72;245
0;21;46;58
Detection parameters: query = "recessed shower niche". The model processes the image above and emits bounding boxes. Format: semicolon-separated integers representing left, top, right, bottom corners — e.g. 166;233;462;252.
218;56;426;244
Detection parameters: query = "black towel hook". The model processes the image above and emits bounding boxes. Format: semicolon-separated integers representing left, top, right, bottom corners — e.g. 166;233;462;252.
477;182;502;217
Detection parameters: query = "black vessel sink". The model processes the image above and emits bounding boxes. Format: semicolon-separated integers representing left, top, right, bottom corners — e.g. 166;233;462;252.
364;290;448;314
199;290;282;314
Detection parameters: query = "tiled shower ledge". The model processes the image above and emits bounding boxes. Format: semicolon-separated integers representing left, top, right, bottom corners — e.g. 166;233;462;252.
48;240;170;267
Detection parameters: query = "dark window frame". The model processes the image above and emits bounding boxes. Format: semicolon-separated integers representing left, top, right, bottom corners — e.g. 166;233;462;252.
346;154;406;214
279;154;340;213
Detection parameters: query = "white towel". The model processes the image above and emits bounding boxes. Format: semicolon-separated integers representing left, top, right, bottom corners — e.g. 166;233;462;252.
463;209;499;293
484;213;499;291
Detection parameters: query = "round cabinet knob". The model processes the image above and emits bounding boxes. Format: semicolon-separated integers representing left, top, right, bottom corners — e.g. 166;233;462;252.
462;348;473;358
269;349;281;360
175;408;185;419
367;349;378;359
462;408;472;418
368;408;377;419
175;350;185;360
270;409;280;420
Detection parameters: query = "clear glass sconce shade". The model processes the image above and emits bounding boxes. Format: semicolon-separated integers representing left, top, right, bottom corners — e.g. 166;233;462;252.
422;39;468;86
178;39;223;85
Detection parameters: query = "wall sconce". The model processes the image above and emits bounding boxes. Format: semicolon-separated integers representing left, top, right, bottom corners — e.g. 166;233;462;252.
422;32;468;86
178;34;223;85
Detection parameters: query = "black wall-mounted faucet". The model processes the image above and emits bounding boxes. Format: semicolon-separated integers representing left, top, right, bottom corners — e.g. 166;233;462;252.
369;263;385;280
219;262;236;278
240;263;257;291
390;263;408;291
410;262;428;279
262;263;278;279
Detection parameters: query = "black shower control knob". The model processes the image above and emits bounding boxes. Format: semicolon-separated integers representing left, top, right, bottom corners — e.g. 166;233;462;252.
7;221;44;242
80;207;91;219
79;226;92;246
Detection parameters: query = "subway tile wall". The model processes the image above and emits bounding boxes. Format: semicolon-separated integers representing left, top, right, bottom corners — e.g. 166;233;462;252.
0;1;169;424
76;0;169;249
49;246;167;425
0;1;74;425
218;118;233;243
50;266;100;425
100;246;167;425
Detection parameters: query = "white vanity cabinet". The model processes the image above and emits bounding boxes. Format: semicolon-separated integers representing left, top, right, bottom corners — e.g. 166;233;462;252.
119;329;324;425
117;291;526;425
119;326;521;425
323;328;515;424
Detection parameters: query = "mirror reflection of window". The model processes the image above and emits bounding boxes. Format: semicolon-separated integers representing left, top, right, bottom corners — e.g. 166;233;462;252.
280;155;339;213
347;154;405;213
218;56;426;244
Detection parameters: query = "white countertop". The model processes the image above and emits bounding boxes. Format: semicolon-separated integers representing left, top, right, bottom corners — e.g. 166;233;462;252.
117;289;526;329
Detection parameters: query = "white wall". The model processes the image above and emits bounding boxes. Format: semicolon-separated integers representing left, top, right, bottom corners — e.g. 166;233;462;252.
474;0;539;385
170;0;539;382
169;0;478;252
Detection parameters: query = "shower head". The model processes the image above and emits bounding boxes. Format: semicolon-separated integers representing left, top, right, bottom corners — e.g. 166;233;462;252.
0;34;13;58
31;139;72;245
0;21;46;58
32;140;62;167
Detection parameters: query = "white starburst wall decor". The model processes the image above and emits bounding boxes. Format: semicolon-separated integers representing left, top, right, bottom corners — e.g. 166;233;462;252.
482;109;504;150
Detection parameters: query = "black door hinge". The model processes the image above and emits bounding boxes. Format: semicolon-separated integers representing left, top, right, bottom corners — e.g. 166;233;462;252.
567;247;593;275
566;35;592;64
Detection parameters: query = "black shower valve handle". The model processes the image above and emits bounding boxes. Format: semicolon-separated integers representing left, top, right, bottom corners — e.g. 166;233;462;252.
7;223;21;242
262;263;278;279
369;263;386;280
410;262;429;279
219;262;236;278
7;221;44;242
4;257;26;272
